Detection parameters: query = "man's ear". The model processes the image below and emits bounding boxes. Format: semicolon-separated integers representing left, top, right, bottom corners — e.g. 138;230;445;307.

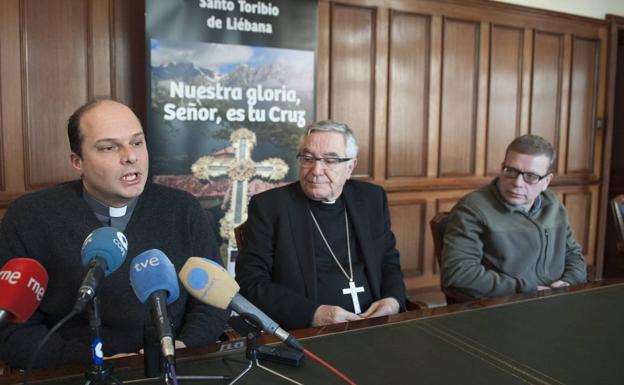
542;173;553;191
70;153;84;176
347;158;358;178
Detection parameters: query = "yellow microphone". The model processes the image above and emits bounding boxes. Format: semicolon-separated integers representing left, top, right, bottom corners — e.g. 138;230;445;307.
179;257;303;351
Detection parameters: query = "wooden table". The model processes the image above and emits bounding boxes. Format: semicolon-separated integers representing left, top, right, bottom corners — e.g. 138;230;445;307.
2;279;622;384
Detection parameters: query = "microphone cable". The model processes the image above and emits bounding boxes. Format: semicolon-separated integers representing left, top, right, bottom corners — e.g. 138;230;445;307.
22;309;79;385
303;348;357;385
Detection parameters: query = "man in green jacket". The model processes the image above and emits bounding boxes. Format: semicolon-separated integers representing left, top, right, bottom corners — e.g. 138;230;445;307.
441;135;587;299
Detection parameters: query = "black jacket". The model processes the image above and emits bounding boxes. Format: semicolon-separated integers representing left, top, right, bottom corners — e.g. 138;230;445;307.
0;181;229;368
235;180;406;330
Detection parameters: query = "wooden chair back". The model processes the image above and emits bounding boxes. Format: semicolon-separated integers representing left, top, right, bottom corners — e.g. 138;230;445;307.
430;212;450;269
429;212;473;304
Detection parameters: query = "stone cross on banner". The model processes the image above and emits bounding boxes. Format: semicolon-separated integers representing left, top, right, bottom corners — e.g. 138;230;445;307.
191;128;288;275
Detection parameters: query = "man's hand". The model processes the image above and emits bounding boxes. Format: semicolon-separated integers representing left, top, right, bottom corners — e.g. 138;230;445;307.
312;305;361;327
550;280;570;288
138;340;187;355
360;297;400;319
104;352;138;360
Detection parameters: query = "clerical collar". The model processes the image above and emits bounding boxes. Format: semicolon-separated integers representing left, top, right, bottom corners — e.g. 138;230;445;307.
309;196;343;209
83;190;138;231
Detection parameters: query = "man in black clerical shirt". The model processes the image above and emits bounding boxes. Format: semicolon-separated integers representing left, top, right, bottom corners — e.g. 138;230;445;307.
235;120;406;330
0;99;228;368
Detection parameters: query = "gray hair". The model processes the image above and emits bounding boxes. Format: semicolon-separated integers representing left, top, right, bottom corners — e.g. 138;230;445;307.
298;120;359;158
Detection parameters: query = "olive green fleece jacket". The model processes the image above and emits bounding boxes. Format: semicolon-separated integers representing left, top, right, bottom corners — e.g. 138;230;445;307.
441;179;587;299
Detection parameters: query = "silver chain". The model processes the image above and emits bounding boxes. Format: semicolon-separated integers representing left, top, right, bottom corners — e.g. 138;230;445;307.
309;209;353;282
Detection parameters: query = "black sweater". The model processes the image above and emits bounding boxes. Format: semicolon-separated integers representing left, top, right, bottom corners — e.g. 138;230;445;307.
0;181;229;368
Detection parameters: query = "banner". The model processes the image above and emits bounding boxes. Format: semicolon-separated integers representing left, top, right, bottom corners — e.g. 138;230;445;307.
146;0;317;273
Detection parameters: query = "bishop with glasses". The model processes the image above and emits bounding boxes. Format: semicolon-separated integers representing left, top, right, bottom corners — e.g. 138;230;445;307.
235;120;406;329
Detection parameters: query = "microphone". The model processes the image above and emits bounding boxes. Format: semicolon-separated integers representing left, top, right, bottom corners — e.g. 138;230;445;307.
179;257;303;352
74;227;128;313
129;249;180;362
0;258;48;328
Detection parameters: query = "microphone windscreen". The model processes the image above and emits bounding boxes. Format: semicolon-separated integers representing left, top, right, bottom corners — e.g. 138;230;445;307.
179;257;239;310
129;249;180;304
81;227;128;276
0;258;48;323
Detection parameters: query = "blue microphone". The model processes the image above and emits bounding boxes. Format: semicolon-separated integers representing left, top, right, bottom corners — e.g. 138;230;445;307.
129;249;179;361
73;227;128;312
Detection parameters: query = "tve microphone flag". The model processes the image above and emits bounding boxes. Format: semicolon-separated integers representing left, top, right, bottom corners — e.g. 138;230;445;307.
0;258;48;327
129;249;180;361
179;257;303;352
129;249;180;304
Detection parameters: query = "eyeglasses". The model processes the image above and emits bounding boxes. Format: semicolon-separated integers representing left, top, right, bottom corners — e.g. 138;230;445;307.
502;165;549;184
296;154;352;167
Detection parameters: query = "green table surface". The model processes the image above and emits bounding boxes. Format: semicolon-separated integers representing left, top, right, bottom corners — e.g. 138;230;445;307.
5;282;624;385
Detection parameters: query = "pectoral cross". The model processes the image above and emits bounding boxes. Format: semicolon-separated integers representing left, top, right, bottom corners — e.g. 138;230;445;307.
191;128;288;275
342;280;365;314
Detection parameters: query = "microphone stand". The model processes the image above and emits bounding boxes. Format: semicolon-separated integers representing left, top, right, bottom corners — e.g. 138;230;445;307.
124;324;230;384
227;313;302;385
85;296;123;385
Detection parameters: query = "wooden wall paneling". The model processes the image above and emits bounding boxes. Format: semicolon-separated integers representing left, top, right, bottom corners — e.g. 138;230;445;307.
389;189;467;290
329;3;375;178
0;0;608;288
426;15;442;178
475;21;489;177
111;0;146;120
530;31;563;165
439;18;480;176
23;0;88;188
486;25;524;175
0;0;25;195
0;25;3;192
402;268;440;290
594;28;608;179
372;6;388;181
564;191;592;255
316;0;330;120
387;11;431;178
566;36;599;174
347;0;607;38
560;185;599;276
436;198;459;214
557;34;571;175
90;0;112;97
388;200;426;278
520;28;533;135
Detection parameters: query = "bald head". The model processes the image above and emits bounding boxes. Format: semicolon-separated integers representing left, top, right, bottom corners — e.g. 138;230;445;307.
68;98;148;207
68;98;140;157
